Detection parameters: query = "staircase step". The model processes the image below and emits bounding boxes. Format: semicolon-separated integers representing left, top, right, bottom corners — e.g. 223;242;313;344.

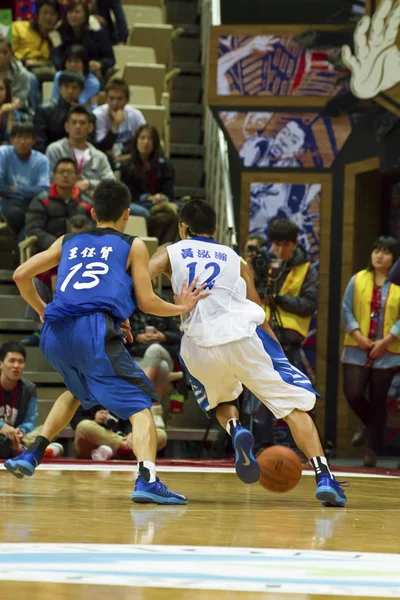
24;371;63;384
0;269;14;282
171;23;200;36
171;113;202;144
173;32;200;62
37;385;66;400
25;347;55;372
167;1;199;24
175;185;205;199
171;143;204;157
0;283;19;295
171;102;203;115
173;61;202;75
0;294;27;319
172;73;202;103
0;318;35;332
171;156;204;187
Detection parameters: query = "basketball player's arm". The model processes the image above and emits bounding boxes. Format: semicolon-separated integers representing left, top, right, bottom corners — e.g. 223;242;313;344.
148;246;172;280
131;238;207;316
13;237;63;320
240;260;281;344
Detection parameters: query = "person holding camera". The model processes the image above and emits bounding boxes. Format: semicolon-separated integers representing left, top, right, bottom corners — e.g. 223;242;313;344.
263;218;318;372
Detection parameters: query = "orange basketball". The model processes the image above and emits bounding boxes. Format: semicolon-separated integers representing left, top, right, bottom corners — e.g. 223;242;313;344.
257;446;302;493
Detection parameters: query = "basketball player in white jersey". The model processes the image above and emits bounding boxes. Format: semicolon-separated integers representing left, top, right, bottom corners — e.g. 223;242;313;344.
149;200;347;507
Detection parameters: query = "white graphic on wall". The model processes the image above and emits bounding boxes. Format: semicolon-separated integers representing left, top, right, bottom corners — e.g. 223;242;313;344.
342;0;400;99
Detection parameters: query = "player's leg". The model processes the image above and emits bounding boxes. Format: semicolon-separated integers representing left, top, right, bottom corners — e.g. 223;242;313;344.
87;314;186;504
5;390;81;479
235;329;347;506
180;337;260;484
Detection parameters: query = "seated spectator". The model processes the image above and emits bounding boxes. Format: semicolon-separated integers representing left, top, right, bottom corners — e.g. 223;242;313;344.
52;45;101;110
0;75;22;145
93;78;145;165
91;0;129;45
0;123;50;238
12;0;60;82
25;157;92;251
22;211;90;347
71;401;167;460
50;0;115;81
46;105;115;200
34;70;86;154
0;34;33;110
120;125;178;244
0;341;61;459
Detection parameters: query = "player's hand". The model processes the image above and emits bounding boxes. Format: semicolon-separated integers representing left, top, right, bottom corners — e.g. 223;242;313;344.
120;319;133;344
369;339;388;359
94;410;109;425
0;423;19;446
174;277;210;314
342;0;400;99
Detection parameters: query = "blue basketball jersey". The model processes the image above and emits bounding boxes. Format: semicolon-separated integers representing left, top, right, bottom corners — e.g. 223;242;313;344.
45;228;136;323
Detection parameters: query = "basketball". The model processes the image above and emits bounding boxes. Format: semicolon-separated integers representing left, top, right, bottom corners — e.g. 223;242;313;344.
257;446;302;493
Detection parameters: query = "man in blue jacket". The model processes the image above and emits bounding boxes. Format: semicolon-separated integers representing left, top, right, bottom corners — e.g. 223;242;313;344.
0;123;50;238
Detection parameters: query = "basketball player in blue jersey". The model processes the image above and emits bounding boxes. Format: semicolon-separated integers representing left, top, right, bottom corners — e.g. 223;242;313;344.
148;199;347;507
5;181;208;505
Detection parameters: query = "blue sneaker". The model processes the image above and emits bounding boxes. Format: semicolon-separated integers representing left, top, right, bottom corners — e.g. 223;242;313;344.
4;448;40;479
131;476;188;505
315;475;347;507
232;425;260;484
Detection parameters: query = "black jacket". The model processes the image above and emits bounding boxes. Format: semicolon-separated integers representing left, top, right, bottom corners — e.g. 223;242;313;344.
120;157;175;205
70;404;131;435
129;309;181;359
269;245;318;345
25;184;93;251
50;18;115;77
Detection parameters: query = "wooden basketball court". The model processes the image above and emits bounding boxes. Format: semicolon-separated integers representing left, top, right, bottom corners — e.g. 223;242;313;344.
1;465;400;599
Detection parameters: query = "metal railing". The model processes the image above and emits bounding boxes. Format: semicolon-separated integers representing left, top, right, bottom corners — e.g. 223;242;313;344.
201;0;237;248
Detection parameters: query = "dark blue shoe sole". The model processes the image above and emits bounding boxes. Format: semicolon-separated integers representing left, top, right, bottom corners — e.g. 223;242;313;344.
316;486;346;507
233;428;260;484
4;459;35;479
131;491;188;505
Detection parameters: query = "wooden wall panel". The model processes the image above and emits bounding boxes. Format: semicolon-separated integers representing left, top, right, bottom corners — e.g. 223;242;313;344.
241;172;332;437
337;158;381;457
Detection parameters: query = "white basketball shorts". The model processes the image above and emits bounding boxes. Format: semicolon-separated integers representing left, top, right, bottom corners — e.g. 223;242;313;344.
180;327;316;419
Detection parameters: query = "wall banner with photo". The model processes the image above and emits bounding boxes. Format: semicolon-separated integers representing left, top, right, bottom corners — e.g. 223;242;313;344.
219;111;356;169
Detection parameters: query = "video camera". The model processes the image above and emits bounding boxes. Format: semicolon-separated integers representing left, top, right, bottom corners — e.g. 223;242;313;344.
246;244;271;292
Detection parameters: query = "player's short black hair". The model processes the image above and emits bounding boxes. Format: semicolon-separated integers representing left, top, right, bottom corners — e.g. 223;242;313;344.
59;70;85;90
179;199;216;236
0;341;26;362
93;180;131;222
268;218;299;243
10;122;35;138
54;157;78;173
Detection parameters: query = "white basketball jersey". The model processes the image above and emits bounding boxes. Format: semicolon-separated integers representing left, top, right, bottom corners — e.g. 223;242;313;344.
167;237;266;347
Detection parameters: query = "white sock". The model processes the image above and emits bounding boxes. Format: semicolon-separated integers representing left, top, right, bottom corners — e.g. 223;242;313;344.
226;418;240;436
138;460;156;483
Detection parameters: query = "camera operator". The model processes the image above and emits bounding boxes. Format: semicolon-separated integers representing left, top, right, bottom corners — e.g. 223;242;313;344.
261;218;318;372
242;234;267;270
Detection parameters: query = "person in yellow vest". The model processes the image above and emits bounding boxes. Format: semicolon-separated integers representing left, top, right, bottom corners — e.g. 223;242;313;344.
264;218;318;372
12;0;60;68
342;236;400;467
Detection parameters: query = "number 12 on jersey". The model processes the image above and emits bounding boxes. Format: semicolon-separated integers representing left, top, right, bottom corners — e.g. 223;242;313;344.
187;261;221;290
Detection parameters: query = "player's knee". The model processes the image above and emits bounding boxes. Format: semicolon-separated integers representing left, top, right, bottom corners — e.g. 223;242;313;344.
156;428;167;451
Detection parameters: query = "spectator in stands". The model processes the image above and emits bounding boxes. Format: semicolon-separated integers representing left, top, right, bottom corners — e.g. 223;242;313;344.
0;35;33;110
341;236;400;467
25;157;92;251
0;123;50;238
0;75;22;145
121;124;178;244
91;0;129;45
22;211;90;347
46;106;115;199
52;45;101;110
50;0;115;81
72;401;167;460
93;78;145;166
0;341;61;458
34;70;86;154
12;0;60;80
